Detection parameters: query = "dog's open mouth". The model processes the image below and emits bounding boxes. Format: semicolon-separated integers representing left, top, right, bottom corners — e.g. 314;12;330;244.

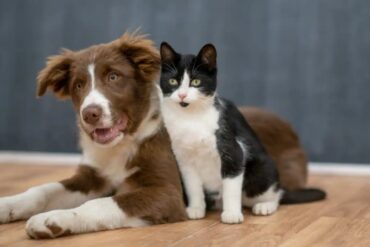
91;115;128;144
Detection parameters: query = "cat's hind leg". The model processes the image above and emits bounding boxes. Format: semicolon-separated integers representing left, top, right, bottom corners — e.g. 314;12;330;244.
243;184;282;216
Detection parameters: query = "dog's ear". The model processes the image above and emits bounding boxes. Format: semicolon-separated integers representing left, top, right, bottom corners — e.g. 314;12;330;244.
160;42;178;65
196;43;217;71
37;49;74;99
118;33;160;83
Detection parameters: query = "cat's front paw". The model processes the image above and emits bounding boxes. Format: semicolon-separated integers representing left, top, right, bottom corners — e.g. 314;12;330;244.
252;202;278;216
221;211;244;224
26;210;75;239
186;206;206;219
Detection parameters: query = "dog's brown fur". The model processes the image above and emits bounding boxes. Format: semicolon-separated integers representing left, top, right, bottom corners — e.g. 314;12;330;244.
61;166;107;193
114;127;187;224
239;107;308;190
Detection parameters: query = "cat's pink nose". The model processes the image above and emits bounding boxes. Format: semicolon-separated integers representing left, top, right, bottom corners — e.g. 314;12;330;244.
178;93;187;100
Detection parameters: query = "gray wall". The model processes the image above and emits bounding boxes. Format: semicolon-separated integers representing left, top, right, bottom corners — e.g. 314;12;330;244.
0;0;369;163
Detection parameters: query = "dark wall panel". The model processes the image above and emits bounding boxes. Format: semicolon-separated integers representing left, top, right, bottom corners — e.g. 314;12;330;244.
0;0;369;163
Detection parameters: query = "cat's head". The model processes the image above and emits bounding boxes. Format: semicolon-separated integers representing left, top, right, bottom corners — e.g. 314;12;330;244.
159;42;217;108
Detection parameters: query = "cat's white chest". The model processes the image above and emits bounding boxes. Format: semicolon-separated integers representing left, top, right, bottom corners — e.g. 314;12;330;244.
162;103;222;192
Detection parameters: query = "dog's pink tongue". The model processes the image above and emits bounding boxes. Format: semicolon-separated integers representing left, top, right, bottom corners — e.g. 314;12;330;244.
92;115;128;144
93;128;119;144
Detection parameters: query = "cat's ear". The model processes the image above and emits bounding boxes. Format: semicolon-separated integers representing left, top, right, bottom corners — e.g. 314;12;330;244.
160;42;178;64
197;44;217;70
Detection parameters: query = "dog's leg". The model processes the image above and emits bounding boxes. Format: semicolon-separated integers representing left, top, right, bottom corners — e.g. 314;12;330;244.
26;185;185;239
0;165;109;223
26;197;140;239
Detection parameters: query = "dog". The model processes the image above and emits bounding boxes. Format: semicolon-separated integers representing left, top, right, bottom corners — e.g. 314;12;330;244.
0;33;187;239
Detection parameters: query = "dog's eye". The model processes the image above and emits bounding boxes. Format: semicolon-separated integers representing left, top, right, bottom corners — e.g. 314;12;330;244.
75;82;83;90
191;79;201;87
168;78;178;86
108;72;119;82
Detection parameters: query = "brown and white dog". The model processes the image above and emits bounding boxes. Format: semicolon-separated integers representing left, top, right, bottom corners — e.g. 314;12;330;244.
0;33;186;238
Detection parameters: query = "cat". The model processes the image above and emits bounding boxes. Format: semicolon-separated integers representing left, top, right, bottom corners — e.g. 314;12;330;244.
159;42;325;224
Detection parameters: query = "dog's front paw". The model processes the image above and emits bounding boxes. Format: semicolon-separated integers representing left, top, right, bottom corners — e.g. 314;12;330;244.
26;210;75;239
252;202;278;216
0;195;38;223
0;190;47;223
186;206;206;220
221;211;244;224
0;197;15;223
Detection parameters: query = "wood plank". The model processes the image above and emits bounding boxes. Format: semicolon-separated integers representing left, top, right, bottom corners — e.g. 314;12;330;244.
0;164;370;246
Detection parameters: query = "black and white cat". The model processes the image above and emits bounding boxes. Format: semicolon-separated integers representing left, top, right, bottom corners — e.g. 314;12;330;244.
159;42;326;224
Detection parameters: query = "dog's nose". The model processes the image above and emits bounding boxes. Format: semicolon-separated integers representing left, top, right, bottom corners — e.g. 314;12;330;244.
82;105;102;125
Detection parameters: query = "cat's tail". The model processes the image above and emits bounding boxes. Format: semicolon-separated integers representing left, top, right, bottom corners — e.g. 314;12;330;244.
280;188;326;204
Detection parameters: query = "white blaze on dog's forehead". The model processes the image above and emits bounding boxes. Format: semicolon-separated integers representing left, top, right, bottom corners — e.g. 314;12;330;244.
80;63;111;125
88;64;96;88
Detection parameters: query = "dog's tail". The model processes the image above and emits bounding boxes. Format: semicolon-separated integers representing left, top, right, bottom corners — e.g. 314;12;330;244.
280;188;326;204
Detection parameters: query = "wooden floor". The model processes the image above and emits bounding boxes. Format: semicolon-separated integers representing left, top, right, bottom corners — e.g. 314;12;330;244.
0;165;369;247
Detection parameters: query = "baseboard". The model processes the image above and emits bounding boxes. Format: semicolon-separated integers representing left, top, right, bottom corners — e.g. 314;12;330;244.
1;151;370;176
0;151;81;166
309;162;370;176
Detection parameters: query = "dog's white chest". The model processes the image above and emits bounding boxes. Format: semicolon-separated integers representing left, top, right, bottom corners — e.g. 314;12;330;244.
162;105;222;192
80;134;139;188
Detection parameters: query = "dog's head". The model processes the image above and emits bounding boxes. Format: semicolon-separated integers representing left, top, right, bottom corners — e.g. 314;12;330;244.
37;33;160;146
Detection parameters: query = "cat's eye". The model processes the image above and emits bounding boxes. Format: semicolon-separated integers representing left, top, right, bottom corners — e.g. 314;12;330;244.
191;79;201;87
168;78;178;86
108;72;119;82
